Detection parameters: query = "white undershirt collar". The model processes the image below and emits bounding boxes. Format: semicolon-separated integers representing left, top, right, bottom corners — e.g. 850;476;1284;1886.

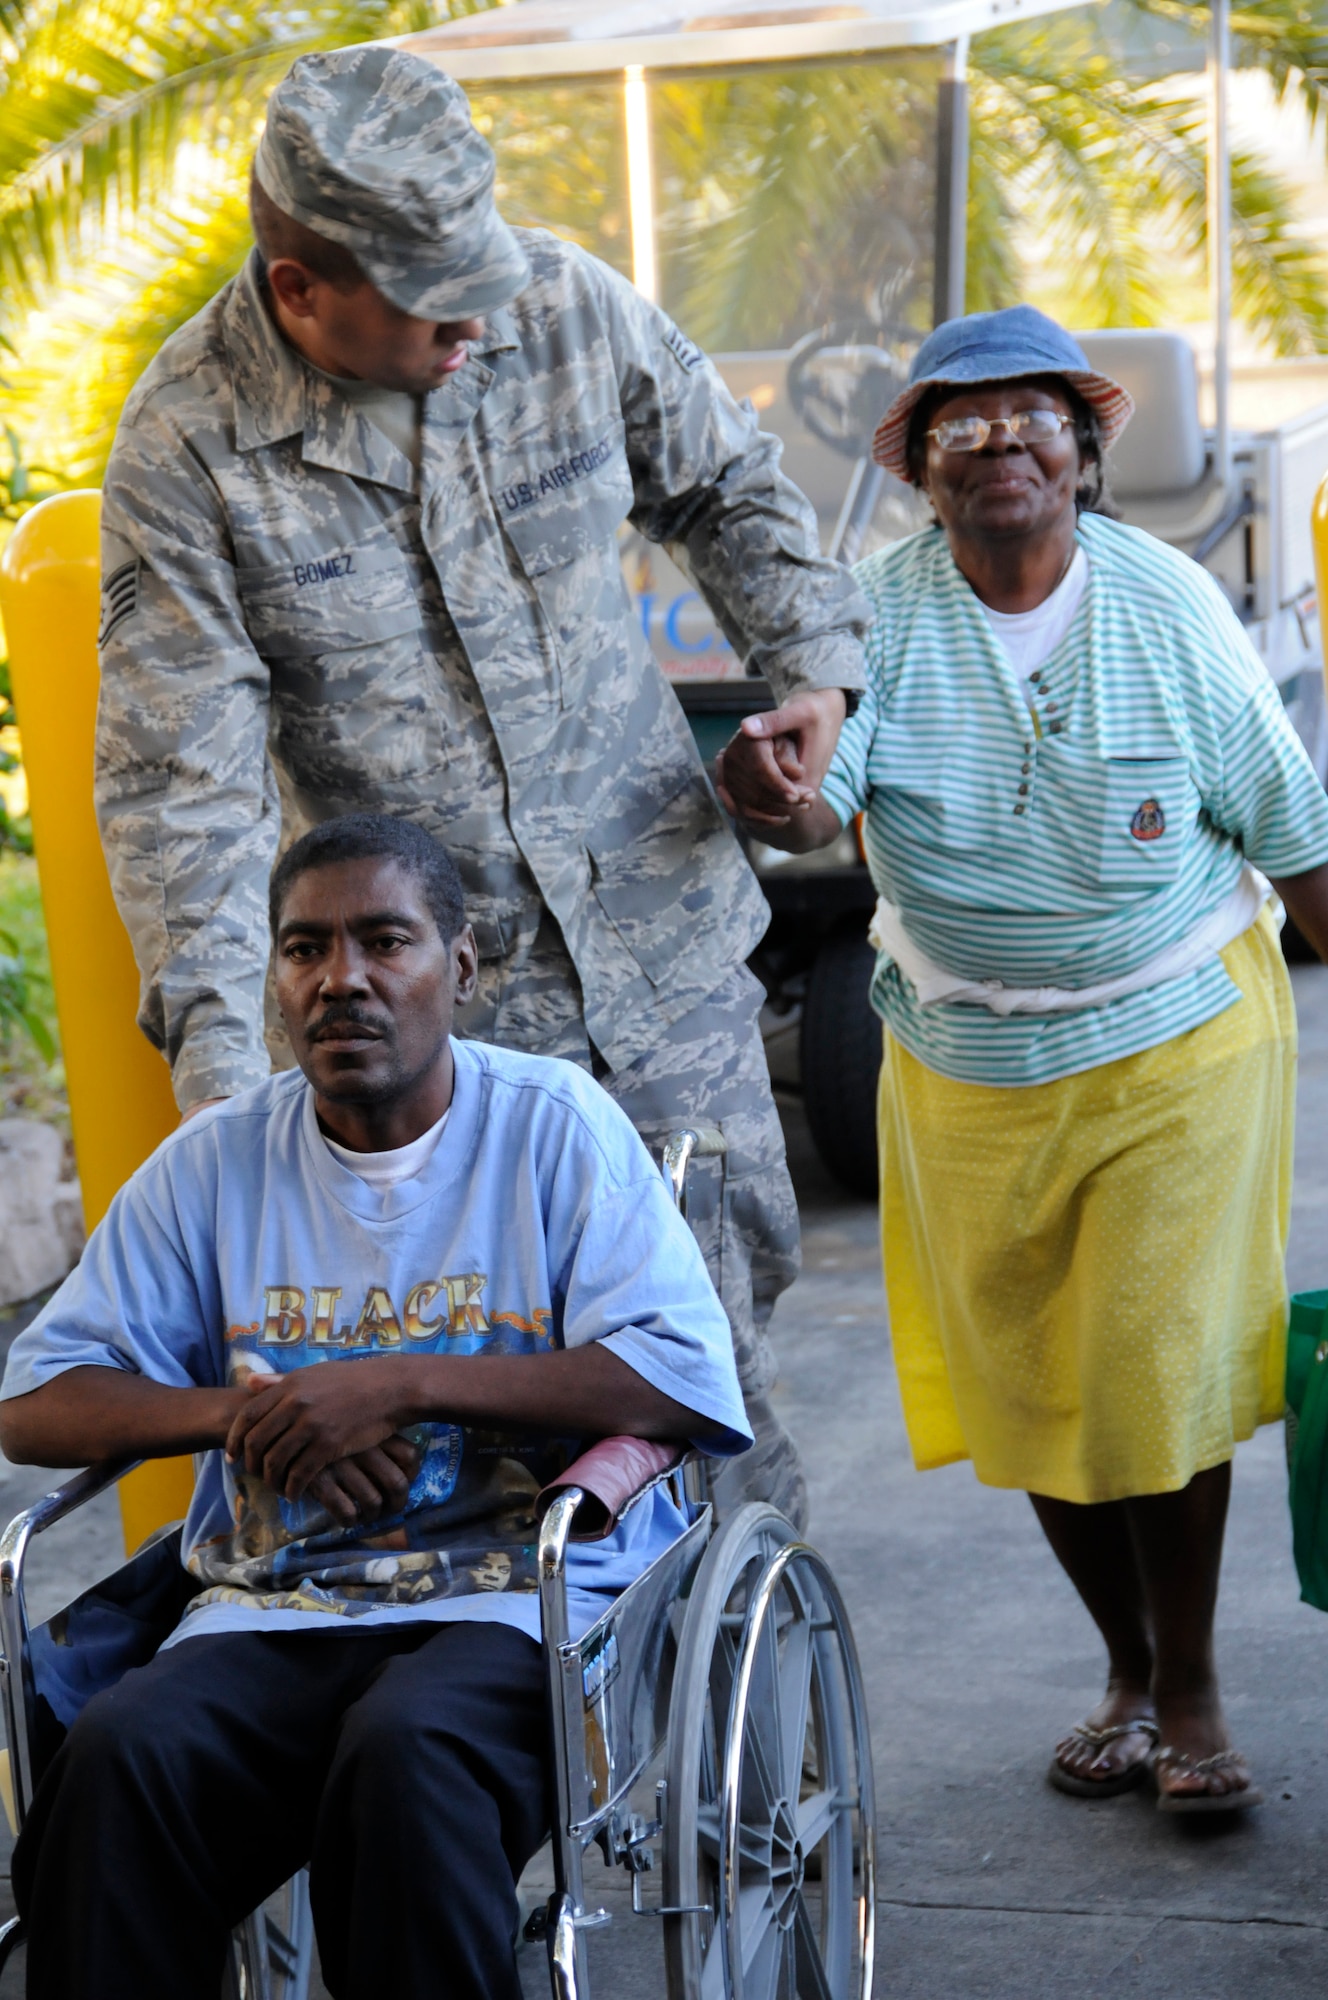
978;546;1089;702
322;1107;451;1189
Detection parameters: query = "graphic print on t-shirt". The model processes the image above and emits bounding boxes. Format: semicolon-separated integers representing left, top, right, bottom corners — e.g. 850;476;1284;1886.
187;1269;570;1620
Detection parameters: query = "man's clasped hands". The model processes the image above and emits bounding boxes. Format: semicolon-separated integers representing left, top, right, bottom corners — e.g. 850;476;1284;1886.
228;1358;423;1529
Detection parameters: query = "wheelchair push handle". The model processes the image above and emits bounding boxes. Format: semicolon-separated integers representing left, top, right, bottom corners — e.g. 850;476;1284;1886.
660;1124;726;1217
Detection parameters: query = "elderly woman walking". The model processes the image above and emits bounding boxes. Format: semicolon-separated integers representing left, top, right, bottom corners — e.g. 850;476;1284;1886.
720;305;1328;1812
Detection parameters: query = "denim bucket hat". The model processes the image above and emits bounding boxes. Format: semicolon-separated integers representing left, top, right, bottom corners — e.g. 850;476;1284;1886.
871;304;1134;481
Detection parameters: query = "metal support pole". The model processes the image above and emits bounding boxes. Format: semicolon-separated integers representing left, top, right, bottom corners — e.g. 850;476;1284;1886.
1208;0;1233;487
624;65;657;303
932;36;970;327
539;1490;603;2000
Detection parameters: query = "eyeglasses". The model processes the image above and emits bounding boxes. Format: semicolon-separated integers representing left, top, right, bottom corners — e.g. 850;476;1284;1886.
926;410;1073;453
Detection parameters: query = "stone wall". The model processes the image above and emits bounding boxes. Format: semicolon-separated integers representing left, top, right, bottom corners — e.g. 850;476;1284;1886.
0;1120;83;1309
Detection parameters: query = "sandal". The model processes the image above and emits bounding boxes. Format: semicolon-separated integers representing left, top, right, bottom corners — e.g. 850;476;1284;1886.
1047;1716;1158;1799
1153;1744;1263;1815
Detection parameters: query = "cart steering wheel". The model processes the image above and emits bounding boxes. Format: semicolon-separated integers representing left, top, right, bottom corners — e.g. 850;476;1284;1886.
787;320;921;461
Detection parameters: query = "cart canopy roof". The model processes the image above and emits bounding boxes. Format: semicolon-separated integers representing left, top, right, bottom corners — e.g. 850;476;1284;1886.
397;0;1090;80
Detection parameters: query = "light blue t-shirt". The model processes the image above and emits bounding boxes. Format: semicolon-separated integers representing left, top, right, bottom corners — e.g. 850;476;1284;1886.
2;1040;751;1647
822;514;1328;1086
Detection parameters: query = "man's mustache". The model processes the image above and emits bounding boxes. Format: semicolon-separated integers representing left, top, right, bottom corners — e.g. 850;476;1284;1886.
307;1002;392;1042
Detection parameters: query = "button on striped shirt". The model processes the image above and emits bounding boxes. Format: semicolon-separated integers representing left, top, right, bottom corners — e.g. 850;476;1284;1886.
820;514;1328;1087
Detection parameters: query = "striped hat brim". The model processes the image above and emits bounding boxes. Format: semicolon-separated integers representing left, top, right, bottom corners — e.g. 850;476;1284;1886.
872;370;1135;482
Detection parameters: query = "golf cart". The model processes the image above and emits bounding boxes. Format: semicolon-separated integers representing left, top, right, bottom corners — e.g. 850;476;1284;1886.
400;0;1328;1197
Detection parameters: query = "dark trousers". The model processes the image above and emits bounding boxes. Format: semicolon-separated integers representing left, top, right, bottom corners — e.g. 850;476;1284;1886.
12;1619;550;2000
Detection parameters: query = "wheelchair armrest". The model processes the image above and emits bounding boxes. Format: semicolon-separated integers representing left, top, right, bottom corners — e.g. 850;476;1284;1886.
2;1457;141;1547
535;1437;685;1542
0;1457;141;1604
0;1457;141;1836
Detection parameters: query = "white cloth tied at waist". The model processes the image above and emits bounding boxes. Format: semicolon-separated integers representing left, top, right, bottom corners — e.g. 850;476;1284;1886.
867;864;1278;1017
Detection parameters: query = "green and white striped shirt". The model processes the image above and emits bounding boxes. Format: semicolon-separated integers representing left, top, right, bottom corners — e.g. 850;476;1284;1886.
821;513;1328;1087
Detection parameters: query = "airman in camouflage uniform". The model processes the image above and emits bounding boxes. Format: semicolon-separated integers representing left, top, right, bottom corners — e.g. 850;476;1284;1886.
95;47;868;1525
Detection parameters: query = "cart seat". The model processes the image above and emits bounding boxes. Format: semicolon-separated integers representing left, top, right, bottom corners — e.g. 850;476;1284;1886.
1075;328;1207;499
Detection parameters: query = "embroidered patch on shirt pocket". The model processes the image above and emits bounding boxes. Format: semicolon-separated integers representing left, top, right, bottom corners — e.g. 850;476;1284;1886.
1098;756;1193;886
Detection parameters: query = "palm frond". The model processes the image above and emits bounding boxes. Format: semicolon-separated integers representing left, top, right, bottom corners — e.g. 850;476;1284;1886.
3;185;257;481
0;0;496;470
651;56;939;351
1127;1;1328;140
972;11;1328;352
0;2;398;312
0;0;483;320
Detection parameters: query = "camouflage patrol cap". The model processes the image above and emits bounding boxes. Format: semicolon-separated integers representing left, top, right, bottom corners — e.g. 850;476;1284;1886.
254;47;530;319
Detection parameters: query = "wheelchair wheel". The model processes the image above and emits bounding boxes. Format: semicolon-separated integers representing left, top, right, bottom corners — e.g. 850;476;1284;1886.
226;1870;314;2000
662;1505;875;1999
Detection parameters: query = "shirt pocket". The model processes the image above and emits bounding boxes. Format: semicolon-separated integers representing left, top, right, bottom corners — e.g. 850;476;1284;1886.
238;538;437;794
1098;756;1194;886
867;723;986;853
492;422;635;709
236;536;423;660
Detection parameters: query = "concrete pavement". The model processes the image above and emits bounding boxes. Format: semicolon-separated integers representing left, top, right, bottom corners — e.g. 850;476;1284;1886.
0;963;1326;1996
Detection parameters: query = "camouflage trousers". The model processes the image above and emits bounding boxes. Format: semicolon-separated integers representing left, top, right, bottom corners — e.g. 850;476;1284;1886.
460;911;806;1529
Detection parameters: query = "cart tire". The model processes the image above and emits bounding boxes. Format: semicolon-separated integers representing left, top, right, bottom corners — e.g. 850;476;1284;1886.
663;1506;875;2000
799;925;881;1200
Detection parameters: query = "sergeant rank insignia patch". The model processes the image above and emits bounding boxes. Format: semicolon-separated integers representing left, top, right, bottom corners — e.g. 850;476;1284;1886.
98;559;141;644
662;322;703;373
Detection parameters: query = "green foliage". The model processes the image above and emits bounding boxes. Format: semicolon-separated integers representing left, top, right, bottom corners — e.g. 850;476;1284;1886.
475;77;632;278
0;922;52;1061
650;55;939;352
0;0;493;480
1139;2;1328;131
970;2;1328;349
0;0;487;316
0;854;64;1112
0;0;1325;483
0;658;30;858
0;420;60;521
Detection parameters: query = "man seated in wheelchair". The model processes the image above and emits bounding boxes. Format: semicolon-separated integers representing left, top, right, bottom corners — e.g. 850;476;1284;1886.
0;812;751;2000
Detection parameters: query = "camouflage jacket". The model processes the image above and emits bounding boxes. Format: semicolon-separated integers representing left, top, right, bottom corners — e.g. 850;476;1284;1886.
96;233;868;1108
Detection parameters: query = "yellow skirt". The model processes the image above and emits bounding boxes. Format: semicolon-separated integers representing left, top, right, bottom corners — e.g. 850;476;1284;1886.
879;907;1296;1504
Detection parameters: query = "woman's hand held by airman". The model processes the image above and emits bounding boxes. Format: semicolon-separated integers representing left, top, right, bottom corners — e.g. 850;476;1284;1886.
715;687;849;843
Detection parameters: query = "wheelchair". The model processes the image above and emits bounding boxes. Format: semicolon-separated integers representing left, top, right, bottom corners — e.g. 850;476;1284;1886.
0;1126;876;2000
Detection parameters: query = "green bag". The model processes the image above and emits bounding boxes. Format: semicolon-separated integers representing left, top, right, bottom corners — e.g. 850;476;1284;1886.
1286;1289;1328;1612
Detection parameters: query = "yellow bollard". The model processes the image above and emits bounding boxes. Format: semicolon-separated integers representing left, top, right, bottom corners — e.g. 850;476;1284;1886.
0;492;194;1551
1312;470;1328;707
